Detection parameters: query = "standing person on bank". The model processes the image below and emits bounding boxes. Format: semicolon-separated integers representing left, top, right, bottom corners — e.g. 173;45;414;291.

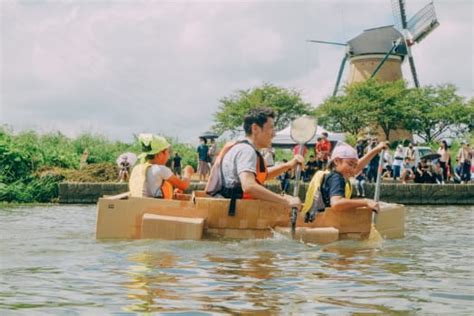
315;132;331;169
366;139;379;183
206;107;303;209
172;152;182;177
437;140;450;183
392;144;404;181
457;141;472;183
197;137;210;182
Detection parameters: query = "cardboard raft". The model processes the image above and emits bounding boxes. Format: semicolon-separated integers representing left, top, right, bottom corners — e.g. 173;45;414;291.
96;192;405;243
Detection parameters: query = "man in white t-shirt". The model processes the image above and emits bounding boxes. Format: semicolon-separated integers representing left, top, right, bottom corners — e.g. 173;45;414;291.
218;107;303;208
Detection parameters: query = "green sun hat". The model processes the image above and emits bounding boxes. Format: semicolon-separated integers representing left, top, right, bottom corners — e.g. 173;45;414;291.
137;133;170;162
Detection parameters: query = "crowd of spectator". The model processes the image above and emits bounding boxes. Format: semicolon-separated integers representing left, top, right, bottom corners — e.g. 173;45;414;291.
277;137;472;191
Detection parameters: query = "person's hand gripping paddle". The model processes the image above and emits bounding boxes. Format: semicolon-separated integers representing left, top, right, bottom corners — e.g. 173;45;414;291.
290;116;317;238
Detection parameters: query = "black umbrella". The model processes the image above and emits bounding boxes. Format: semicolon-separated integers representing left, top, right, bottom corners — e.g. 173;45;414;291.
421;153;441;161
199;131;219;139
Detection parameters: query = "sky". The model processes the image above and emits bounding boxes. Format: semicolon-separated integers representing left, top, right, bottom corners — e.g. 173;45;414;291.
1;0;472;144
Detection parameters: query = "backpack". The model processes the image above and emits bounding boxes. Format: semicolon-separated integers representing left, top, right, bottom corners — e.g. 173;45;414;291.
204;141;237;196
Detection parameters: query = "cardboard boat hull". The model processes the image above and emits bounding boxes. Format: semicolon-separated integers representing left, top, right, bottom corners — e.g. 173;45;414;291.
96;193;405;242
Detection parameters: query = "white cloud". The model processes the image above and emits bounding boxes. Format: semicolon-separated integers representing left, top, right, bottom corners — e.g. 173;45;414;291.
1;0;472;144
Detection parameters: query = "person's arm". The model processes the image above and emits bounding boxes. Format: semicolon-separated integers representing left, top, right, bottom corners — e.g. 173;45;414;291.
355;142;388;174
330;196;379;212
167;166;194;190
239;171;300;208
267;155;304;179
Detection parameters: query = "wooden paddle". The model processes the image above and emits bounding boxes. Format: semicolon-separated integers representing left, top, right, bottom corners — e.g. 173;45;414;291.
289;116;317;238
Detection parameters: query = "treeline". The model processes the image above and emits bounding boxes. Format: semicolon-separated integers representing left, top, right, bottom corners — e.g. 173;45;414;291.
316;80;473;142
0;128;198;203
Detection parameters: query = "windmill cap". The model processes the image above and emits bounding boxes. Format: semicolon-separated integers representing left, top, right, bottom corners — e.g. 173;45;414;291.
138;134;170;156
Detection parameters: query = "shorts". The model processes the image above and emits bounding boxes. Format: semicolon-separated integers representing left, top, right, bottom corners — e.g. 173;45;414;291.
198;160;210;175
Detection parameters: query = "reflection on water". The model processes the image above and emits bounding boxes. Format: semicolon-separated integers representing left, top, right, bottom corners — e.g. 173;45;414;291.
0;205;473;314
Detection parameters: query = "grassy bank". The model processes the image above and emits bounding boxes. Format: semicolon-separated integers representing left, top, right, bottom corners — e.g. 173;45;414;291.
0;128;198;203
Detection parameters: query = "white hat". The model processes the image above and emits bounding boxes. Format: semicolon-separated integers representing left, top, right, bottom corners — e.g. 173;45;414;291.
330;142;358;161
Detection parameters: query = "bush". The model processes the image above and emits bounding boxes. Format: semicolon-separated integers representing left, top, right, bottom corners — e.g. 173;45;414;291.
0;128;203;203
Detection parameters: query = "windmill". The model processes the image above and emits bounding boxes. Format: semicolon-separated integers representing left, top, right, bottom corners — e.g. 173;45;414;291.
308;0;439;96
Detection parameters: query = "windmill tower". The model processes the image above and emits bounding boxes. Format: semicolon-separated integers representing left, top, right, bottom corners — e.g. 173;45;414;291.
308;0;439;140
308;0;439;96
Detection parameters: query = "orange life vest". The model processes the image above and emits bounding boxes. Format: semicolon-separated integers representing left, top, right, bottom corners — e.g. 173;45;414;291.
160;180;174;199
243;151;267;199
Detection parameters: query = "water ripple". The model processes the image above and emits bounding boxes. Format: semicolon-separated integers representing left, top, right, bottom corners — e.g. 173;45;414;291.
0;204;473;314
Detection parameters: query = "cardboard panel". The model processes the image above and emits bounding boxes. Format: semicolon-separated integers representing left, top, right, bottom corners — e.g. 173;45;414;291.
274;227;339;244
374;203;405;239
311;207;372;233
141;214;204;240
196;197;291;229
96;198;141;239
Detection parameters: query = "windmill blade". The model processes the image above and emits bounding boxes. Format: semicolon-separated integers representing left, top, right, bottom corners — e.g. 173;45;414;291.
333;55;348;97
391;0;408;29
391;0;404;30
407;54;420;88
307;40;347;47
407;2;439;43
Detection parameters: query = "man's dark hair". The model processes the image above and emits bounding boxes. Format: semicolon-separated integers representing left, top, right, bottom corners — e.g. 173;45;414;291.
199;137;207;144
243;107;276;136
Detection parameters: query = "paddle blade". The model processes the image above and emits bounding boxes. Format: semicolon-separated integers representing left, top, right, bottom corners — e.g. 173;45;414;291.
290;116;317;144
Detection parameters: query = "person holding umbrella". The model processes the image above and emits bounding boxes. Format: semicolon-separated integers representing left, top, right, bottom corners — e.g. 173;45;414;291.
116;152;137;182
118;156;131;182
129;134;194;199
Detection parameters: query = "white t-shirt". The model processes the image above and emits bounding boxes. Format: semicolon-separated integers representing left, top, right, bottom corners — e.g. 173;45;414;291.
221;142;258;188
437;148;449;163
144;165;173;198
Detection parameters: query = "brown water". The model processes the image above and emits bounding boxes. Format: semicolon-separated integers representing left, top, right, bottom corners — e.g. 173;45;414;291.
0;205;473;314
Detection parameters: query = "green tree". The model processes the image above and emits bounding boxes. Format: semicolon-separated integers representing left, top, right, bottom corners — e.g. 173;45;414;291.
213;83;313;135
317;79;410;139
316;93;372;136
403;84;473;143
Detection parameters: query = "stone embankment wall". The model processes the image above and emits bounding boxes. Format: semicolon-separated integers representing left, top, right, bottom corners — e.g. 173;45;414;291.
59;181;474;205
59;182;128;204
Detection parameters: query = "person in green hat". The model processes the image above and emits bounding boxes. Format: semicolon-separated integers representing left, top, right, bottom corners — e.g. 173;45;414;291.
129;133;194;199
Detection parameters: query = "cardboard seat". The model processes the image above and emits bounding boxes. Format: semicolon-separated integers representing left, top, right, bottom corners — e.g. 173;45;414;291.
141;213;205;240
